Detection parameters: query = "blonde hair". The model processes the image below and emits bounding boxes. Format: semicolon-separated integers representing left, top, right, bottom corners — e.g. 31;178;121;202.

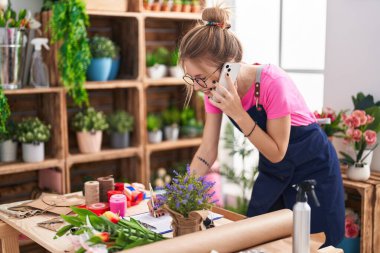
179;4;243;107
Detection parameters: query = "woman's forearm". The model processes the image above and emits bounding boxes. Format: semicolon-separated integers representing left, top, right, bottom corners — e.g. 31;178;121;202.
190;145;218;176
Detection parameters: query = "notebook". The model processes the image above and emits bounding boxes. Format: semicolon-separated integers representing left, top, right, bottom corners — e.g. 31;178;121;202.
129;211;223;234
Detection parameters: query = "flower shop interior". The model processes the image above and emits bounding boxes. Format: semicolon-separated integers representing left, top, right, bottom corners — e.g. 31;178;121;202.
0;0;379;252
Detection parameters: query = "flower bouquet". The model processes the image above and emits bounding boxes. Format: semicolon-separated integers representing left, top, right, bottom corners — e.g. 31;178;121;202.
314;107;344;138
55;208;165;253
155;165;217;236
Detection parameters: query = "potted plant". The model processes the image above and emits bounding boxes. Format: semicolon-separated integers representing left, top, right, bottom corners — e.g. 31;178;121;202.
180;107;203;138
337;208;360;253
71;107;109;154
151;0;161;11
143;0;153;11
339;110;378;181
87;36;117;81
0;120;18;162
107;110;134;149
314;107;345;141
147;113;163;143
162;106;181;141
146;48;168;79
182;0;191;12
191;0;201;13
168;48;184;79
172;0;182;12
154;165;216;236
108;44;120;80
16;117;51;163
161;0;170;11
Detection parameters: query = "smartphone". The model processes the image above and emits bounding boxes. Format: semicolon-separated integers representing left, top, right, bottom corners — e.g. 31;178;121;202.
218;62;241;88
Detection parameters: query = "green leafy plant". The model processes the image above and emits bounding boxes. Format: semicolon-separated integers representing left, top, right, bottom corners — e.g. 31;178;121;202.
50;0;91;107
221;122;258;215
168;48;179;67
0;119;17;142
155;47;170;65
16;117;51;144
180;107;195;126
182;0;192;5
0;87;10;137
89;36;117;59
0;4;29;28
173;0;182;4
352;92;380;133
192;0;200;5
146;52;157;67
147;114;162;132
107;110;134;133
55;208;165;252
162;107;180;126
71;107;109;132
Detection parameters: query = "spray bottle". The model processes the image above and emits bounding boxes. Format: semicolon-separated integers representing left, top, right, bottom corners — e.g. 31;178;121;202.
30;38;50;88
293;179;320;253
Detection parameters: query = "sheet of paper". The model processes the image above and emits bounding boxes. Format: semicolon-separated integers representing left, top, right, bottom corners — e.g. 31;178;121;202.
129;211;223;234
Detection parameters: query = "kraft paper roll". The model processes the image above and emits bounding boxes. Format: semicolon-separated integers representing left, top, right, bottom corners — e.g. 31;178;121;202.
124;209;293;253
84;181;99;206
97;175;114;202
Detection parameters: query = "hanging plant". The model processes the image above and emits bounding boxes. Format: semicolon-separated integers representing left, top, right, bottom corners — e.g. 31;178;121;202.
50;0;91;107
0;87;10;136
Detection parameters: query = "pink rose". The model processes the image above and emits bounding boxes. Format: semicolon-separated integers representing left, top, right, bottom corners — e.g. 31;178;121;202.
345;222;359;238
364;130;377;145
352;129;362;142
344;115;354;128
352;115;361;128
367;115;375;124
352;110;367;126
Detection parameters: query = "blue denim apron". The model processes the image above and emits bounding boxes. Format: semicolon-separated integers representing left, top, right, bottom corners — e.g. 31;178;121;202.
229;66;345;247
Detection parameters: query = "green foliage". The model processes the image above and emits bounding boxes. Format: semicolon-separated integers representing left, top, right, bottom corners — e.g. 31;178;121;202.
182;0;192;5
221;122;258;215
180;107;195;126
352;92;380;133
173;0;182;4
0;87;10;138
0;119;17;142
16;118;51;144
41;0;58;11
162;107;180;126
147;114;162;132
0;4;29;28
155;47;170;65
50;0;91;107
146;52;157;67
71;107;109;132
192;0;200;4
168;48;179;67
107;110;134;133
89;36;118;59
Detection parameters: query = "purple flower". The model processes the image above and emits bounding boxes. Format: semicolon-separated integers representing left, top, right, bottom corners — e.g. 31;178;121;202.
188;184;194;191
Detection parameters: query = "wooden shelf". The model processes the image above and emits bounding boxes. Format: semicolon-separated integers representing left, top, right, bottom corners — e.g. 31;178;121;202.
146;138;202;153
67;147;142;165
87;10;140;18
0;159;64;176
144;77;185;87
85;80;142;90
4;87;63;95
143;11;201;20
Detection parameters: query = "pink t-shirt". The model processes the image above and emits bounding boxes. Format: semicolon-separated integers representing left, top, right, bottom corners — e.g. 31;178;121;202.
204;64;316;126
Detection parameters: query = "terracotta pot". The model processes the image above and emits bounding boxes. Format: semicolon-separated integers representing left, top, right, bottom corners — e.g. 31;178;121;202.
143;3;151;11
172;4;182;12
151;3;161;11
191;4;201;13
347;163;370;181
182;5;191;12
161;4;170;11
76;131;102;154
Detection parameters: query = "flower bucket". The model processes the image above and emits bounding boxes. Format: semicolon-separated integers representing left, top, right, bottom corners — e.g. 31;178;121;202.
164;205;208;237
110;132;130;149
0;140;17;162
22;143;44;163
87;58;112;81
337;237;360;253
347;163;370;181
76;131;102;154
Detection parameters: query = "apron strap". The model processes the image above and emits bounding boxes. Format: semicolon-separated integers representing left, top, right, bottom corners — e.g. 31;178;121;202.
254;65;264;109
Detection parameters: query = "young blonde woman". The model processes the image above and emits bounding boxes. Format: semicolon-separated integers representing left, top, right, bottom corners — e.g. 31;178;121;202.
150;5;344;247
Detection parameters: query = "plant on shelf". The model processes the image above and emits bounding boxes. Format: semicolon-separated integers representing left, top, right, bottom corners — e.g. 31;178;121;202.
352;92;380;133
0;5;29;28
87;36;118;81
154;165;216;236
0;87;10;138
147;113;163;143
161;0;170;11
16;117;51;163
50;0;91;107
162;106;181;141
0;119;18;162
339;110;378;181
191;0;201;13
55;208;165;252
172;0;182;12
151;0;161;11
71;107;109;154
168;48;184;79
221;122;258;215
182;0;192;12
143;0;153;11
314;107;345;139
107;110;134;149
146;50;166;79
109;44;121;80
337;208;360;253
180;107;203;138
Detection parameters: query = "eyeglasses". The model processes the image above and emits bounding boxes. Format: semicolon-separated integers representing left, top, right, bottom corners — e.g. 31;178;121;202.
183;66;221;88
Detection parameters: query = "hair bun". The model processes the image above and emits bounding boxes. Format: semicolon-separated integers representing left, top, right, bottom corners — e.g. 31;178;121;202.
202;5;231;28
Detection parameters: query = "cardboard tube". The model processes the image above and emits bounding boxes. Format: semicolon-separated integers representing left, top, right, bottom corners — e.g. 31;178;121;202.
124;209;293;253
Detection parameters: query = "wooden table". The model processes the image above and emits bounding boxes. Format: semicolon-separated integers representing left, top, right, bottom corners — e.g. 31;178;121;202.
0;198;342;253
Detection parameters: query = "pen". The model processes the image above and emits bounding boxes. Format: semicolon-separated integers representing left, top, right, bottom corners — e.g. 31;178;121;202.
149;183;157;218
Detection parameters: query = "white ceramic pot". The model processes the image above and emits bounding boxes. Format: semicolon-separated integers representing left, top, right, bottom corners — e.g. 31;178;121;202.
169;66;184;79
148;130;163;143
22;143;44;163
76;131;102;154
0;139;17;162
347;163;370;181
147;64;167;79
164;126;179;141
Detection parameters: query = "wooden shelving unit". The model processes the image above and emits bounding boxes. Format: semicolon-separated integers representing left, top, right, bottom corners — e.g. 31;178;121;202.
146;138;202;153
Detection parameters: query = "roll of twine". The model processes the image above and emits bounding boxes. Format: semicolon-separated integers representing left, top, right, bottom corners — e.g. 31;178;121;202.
84;181;100;206
97;175;115;202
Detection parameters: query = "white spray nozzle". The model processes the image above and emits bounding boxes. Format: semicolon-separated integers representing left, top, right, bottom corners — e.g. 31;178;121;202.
31;38;50;51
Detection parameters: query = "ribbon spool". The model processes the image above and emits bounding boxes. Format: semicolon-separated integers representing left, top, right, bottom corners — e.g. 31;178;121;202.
84;181;100;206
97;175;115;202
87;202;110;216
110;194;127;217
115;182;125;191
107;190;123;201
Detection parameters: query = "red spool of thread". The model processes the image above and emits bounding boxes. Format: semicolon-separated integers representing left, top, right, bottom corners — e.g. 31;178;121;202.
87;203;110;216
108;190;123;201
114;183;125;191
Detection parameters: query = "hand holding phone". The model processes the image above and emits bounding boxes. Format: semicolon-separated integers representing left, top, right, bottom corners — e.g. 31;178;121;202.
218;62;241;88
